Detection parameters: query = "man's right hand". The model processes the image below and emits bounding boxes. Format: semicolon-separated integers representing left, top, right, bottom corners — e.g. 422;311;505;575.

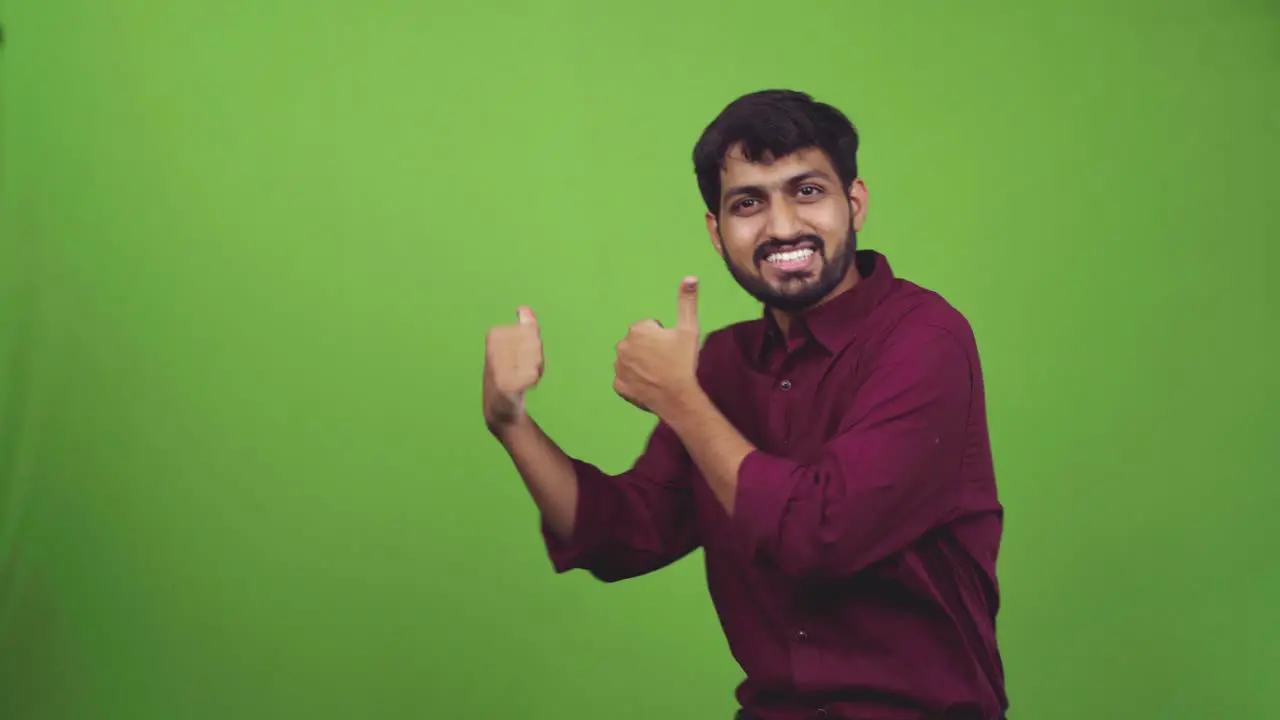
483;306;545;434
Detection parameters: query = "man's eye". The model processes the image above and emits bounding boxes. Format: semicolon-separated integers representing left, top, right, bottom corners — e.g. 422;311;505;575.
798;185;822;196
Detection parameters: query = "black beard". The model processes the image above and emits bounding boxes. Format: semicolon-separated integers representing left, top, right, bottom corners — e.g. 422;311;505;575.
722;225;858;314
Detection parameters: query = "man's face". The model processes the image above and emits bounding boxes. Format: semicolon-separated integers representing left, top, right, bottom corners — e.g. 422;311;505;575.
706;145;867;313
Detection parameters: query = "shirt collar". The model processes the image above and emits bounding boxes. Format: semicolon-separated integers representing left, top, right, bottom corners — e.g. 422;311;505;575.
756;250;895;360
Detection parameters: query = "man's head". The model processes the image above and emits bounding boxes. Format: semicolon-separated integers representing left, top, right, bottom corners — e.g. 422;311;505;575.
692;90;867;314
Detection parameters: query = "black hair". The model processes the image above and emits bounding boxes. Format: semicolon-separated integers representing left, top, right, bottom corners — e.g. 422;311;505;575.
692;89;860;215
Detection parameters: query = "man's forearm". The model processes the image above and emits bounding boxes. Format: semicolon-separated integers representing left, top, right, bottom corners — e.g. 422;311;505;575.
493;414;579;542
658;388;756;515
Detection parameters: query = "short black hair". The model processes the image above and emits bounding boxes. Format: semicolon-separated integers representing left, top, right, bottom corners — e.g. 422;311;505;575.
692;89;860;215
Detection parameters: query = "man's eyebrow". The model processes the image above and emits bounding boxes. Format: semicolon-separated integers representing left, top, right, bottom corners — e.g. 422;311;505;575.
723;170;833;199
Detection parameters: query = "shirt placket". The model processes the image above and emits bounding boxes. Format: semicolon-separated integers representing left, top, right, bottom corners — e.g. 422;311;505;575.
767;351;797;455
771;341;827;702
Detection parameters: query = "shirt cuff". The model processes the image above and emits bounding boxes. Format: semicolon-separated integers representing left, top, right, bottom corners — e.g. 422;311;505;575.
541;458;610;573
732;449;802;559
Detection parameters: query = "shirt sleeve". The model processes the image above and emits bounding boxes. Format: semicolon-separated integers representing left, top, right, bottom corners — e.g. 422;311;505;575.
542;419;700;582
732;315;975;581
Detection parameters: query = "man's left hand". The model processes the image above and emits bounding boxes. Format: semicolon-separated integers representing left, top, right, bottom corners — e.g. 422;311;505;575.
614;276;702;415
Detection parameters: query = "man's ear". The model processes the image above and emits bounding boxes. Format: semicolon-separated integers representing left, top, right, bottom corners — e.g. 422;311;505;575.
705;211;724;258
847;178;869;231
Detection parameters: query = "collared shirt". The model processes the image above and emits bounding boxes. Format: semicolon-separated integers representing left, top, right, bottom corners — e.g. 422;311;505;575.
542;250;1007;720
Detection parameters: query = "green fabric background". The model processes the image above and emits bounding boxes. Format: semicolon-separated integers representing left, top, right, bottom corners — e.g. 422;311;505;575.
2;2;1277;718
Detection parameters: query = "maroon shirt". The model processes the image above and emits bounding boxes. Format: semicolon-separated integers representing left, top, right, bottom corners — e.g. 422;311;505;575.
543;251;1007;720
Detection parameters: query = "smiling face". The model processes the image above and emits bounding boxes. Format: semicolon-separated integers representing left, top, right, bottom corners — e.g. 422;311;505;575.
706;144;868;314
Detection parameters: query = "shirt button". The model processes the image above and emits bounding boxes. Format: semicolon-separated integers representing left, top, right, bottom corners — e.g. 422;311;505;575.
779;380;792;391
814;709;829;719
796;629;809;642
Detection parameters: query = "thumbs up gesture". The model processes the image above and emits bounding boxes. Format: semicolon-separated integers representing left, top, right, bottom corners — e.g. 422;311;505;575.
483;307;545;433
613;277;702;415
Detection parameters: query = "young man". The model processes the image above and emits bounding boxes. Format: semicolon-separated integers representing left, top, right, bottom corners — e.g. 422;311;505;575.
482;90;1008;720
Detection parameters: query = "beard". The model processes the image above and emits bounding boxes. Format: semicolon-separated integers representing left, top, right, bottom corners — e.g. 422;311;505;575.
722;223;858;314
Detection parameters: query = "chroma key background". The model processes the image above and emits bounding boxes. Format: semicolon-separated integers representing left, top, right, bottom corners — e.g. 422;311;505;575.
1;1;1277;718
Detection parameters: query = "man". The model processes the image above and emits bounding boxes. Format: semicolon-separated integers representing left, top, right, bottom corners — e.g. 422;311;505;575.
482;89;1007;720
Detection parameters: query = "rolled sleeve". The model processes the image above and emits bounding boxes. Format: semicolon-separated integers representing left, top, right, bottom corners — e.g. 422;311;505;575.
539;421;700;582
541;458;615;573
728;319;974;580
733;450;805;564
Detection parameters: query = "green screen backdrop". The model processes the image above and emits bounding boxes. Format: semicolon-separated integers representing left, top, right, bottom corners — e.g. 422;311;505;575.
2;1;1277;718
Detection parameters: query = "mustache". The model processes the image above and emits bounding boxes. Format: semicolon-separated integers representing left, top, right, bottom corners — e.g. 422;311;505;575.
754;235;826;264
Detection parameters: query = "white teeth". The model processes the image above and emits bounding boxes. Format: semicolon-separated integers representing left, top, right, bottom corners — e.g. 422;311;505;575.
767;248;814;264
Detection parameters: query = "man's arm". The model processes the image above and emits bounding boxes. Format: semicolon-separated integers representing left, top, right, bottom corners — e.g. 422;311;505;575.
660;315;975;582
484;305;699;582
496;412;700;583
493;413;580;543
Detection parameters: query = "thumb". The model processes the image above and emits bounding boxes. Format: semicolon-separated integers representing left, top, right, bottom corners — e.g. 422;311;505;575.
676;276;699;330
516;306;538;328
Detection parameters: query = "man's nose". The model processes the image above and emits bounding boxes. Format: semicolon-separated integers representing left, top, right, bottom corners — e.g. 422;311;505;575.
765;200;804;240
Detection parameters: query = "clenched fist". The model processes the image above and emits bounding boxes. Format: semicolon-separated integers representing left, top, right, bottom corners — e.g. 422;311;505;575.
483;306;544;433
